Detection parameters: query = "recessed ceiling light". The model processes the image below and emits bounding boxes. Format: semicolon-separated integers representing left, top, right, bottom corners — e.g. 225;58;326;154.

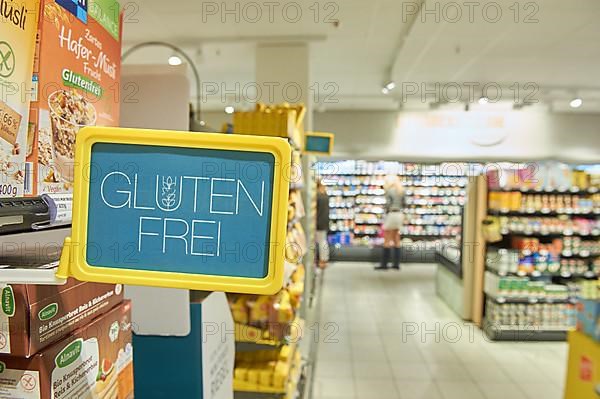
168;55;182;66
569;98;582;108
225;106;235;114
478;96;489;105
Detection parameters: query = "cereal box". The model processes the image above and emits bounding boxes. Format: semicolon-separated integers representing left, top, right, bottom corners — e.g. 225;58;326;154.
27;0;123;195
0;0;38;197
0;301;134;399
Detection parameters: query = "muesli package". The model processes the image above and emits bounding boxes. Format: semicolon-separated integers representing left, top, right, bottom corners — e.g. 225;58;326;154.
0;0;38;197
27;0;123;195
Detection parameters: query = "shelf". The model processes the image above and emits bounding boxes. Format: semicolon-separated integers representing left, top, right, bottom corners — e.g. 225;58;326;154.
488;187;599;194
483;320;570;341
485;267;597;279
486;293;575;305
488;209;599;217
405;222;462;227
405;193;466;198
401;234;458;239
500;231;600;238
560;251;600;259
0;227;70;285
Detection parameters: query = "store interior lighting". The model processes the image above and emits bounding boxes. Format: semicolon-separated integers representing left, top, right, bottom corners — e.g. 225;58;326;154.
570;97;583;108
167;55;182;66
225;106;235;114
478;96;489;105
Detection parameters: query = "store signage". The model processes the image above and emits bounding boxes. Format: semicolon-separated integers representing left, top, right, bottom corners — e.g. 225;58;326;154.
57;127;291;294
304;132;334;155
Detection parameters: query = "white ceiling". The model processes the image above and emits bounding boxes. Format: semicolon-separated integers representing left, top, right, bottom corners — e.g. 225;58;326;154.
122;0;600;112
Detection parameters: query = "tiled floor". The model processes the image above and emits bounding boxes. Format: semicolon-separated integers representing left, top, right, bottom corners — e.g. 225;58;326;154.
312;262;567;399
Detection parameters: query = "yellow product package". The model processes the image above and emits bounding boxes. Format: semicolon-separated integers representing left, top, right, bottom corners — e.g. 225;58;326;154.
0;0;37;197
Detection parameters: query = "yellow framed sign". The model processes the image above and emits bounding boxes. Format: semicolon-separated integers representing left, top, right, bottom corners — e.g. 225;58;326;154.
57;127;291;295
304;132;334;155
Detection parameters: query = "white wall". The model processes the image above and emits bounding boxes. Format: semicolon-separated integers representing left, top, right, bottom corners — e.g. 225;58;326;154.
203;108;600;163
314;109;600;163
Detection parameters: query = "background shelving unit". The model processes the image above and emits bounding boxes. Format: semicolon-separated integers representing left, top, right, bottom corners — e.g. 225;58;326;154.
317;160;475;263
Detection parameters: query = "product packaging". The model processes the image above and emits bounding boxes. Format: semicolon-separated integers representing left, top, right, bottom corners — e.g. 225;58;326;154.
0;0;38;197
27;0;123;195
0;279;124;357
0;301;133;399
577;299;600;341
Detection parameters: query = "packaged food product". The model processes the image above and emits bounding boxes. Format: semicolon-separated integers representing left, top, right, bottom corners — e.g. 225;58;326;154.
0;0;38;197
0;279;124;357
26;0;123;195
0;301;133;399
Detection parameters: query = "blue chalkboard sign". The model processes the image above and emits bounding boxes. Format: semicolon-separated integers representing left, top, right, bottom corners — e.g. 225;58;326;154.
304;132;334;155
57;127;291;294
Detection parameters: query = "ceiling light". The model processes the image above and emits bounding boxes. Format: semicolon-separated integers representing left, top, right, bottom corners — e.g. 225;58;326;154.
385;81;396;91
382;87;390;95
478;96;489;105
569;98;582;108
168;55;182;66
225;106;235;114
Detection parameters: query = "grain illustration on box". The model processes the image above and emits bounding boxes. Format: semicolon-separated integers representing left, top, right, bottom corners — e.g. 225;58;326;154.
27;0;123;195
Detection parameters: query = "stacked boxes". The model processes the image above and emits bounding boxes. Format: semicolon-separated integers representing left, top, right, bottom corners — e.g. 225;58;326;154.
0;279;123;356
0;281;133;398
26;0;123;195
0;0;38;197
0;301;133;398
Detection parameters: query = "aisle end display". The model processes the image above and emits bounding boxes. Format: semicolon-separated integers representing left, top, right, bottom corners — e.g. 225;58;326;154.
482;163;600;341
230;103;313;399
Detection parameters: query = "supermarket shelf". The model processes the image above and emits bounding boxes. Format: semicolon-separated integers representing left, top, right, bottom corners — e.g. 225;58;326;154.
488;187;599;194
236;341;284;352
405;193;466;198
483;320;570;341
404;222;462;227
486;293;576;305
235;319;305;351
0;227;70;285
489;209;599;217
330;245;437;263
485;267;597;279
560;251;600;259
500;231;600;238
402;233;458;238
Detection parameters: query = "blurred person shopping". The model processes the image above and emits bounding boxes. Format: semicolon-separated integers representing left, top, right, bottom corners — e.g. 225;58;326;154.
316;181;330;268
376;176;405;271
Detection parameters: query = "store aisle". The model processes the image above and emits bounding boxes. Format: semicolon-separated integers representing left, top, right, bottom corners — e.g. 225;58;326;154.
313;263;567;399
